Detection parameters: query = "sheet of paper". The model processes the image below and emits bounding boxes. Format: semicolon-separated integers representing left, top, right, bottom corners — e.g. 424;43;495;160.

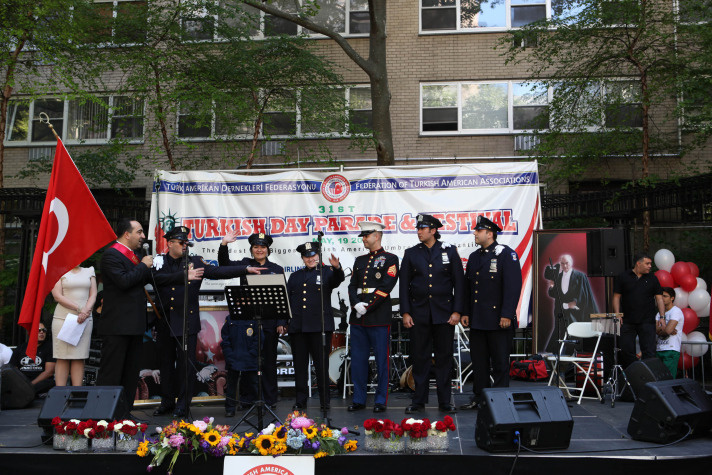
56;313;88;346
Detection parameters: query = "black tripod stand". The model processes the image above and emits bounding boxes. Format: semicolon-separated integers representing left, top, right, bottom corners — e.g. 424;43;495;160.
599;313;633;407
225;279;289;431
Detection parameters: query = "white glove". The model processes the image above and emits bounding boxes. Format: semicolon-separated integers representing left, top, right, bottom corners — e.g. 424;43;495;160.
354;302;367;316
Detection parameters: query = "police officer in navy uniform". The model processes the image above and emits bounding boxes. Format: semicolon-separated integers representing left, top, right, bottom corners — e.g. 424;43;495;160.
347;221;399;413
287;242;344;411
151;226;264;418
460;216;522;410
400;214;465;414
218;230;285;410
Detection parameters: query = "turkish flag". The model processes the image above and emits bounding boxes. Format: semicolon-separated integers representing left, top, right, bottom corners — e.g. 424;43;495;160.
17;139;116;358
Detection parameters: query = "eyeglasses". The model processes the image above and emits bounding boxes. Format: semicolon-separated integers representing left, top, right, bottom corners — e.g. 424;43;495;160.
170;240;188;245
38;328;47;333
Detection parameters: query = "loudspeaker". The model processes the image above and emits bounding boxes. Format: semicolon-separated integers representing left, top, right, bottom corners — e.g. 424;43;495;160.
0;365;36;409
37;386;128;443
475;387;574;452
627;378;712;443
620;358;673;401
587;229;627;277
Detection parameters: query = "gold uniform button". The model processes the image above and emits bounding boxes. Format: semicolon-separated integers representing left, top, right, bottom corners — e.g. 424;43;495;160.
476;272;479;275
170;306;174;310
171;288;175;291
303;290;307;294
303;283;307;286
303;298;307;301
493;306;497;309
429;284;432;287
475;290;478;294
429;295;432;298
303;305;306;309
429;274;432;277
429;264;433;268
171;297;174;301
474;300;478;303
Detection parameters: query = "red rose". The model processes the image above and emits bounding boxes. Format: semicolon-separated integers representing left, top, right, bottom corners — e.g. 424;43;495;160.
400;419;411;431
435;421;446;431
363;419;375;430
52;417;62;427
443;415;453;426
374;421;384;432
383;419;394;430
139;423;148;433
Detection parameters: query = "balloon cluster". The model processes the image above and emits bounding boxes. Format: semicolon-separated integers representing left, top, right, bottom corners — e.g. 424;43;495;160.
653;249;710;370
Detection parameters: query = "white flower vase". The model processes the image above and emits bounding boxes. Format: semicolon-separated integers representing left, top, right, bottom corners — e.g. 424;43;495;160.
363;435;380;452
380;436;405;453
53;432;68;450
91;434;115;452
406;436;428;454
66;437;89;453
116;432;140;452
427;433;449;453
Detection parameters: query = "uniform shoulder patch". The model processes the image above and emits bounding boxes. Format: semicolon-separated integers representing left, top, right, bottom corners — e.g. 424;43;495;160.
387;265;397;277
201;258;210;266
511;251;518;261
375;290;388;297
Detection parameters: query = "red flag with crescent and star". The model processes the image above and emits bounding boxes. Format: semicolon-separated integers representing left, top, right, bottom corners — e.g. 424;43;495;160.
17;138;116;358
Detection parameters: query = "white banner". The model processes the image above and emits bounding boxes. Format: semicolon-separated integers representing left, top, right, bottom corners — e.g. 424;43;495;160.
223;455;314;475
149;163;541;326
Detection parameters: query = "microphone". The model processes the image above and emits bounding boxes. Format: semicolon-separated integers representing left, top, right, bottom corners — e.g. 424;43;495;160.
142;243;150;256
186;241;194;247
317;231;324;242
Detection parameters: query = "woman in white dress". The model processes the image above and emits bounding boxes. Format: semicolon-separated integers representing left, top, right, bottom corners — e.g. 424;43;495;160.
51;266;97;386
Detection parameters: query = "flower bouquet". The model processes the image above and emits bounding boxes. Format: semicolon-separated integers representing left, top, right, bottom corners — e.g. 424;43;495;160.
426;416;456;452
401;418;431;454
51;417;68;450
238;411;358;458
89;420;116;452
139;417;233;474
63;419;90;452
362;418;405;453
114;419;148;452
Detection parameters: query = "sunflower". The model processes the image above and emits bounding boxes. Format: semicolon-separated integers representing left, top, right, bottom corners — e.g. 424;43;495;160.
203;429;221;447
303;426;318;440
187;424;202;435
254;434;276;456
320;429;331;438
314;451;328;458
273;425;288;443
272;442;287;455
344;440;358;452
136;440;150;457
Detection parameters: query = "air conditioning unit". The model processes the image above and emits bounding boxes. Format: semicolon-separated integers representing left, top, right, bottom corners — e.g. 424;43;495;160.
28;147;54;161
262;141;285;156
514;135;541;151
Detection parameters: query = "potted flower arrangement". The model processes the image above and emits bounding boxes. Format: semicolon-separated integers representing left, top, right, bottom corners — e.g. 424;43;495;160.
139;417;233;474
401;418;431;454
63;419;91;452
238;411;357;458
114;419;148;452
89;420;116;452
427;416;456;452
51;417;67;450
362;418;405;453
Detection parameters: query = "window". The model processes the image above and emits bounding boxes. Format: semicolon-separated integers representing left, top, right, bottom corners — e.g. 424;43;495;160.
4;96;145;145
677;0;712;23
551;80;642;130
599;0;640;26
79;0;148;45
178;101;211;138
263;93;297;136
421;0;548;32
182;4;215;41
421;81;549;134
604;81;642;128
348;87;373;130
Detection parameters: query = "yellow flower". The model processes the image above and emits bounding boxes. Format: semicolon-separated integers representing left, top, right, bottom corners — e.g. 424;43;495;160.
245;432;254;438
344;440;358;452
178;421;189;429
320;429;331;438
273;425;288;443
136;440;150;457
238;437;247;449
203;429;221;447
314;451;328;458
187;424;201;434
254;434;276;456
303;426;318;440
272;442;287;455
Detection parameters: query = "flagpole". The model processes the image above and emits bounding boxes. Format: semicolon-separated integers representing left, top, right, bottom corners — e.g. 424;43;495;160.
38;112;60;141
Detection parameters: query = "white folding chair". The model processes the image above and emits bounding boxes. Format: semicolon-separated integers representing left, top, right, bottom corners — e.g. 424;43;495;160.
546;322;603;404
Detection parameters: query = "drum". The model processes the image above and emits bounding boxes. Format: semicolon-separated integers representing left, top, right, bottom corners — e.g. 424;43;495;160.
277;338;292;355
328;347;347;383
331;331;346;351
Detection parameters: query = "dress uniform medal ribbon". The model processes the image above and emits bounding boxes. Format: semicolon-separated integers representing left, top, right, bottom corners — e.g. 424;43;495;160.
111;242;140;265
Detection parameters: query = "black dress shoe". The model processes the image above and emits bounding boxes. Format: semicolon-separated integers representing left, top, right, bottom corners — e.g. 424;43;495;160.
225;410;235;417
172;408;187;418
321;404;331;411
348;403;366;412
373;404;387;413
292;403;304;411
153;405;174;416
439;403;457;413
405;404;424;414
459;401;480;410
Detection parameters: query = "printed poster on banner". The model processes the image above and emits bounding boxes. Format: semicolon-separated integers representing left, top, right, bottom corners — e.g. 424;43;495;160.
149;163;541;327
224;455;314;475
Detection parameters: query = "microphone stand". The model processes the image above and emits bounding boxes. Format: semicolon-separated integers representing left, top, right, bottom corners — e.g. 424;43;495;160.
182;243;191;419
317;233;330;422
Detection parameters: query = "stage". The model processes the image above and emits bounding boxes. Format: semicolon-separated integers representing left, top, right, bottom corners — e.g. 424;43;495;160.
1;381;711;475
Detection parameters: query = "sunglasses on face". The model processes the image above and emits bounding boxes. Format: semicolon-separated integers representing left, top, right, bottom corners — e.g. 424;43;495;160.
38;328;47;333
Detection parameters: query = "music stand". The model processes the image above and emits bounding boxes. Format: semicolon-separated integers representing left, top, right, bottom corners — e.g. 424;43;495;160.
592;313;633;407
225;275;291;431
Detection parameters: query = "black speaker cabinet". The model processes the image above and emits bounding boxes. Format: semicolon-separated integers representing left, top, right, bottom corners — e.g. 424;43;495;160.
0;365;36;409
621;358;673;401
587;229;627;277
37;386;128;443
475;387;574;452
627;378;712;443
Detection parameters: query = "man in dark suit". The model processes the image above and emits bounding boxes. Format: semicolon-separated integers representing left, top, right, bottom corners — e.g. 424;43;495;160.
151;226;263;418
400;214;465;414
96;218;153;415
347;221;399;413
461;216;522;410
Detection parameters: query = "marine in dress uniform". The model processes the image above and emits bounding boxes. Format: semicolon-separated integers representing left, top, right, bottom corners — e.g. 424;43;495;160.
461;216;522;409
347;221;399;413
218;231;285;410
286;242;345;411
151;226;260;418
400;214;465;414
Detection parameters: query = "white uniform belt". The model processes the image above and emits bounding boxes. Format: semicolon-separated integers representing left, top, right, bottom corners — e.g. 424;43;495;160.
357;288;377;294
